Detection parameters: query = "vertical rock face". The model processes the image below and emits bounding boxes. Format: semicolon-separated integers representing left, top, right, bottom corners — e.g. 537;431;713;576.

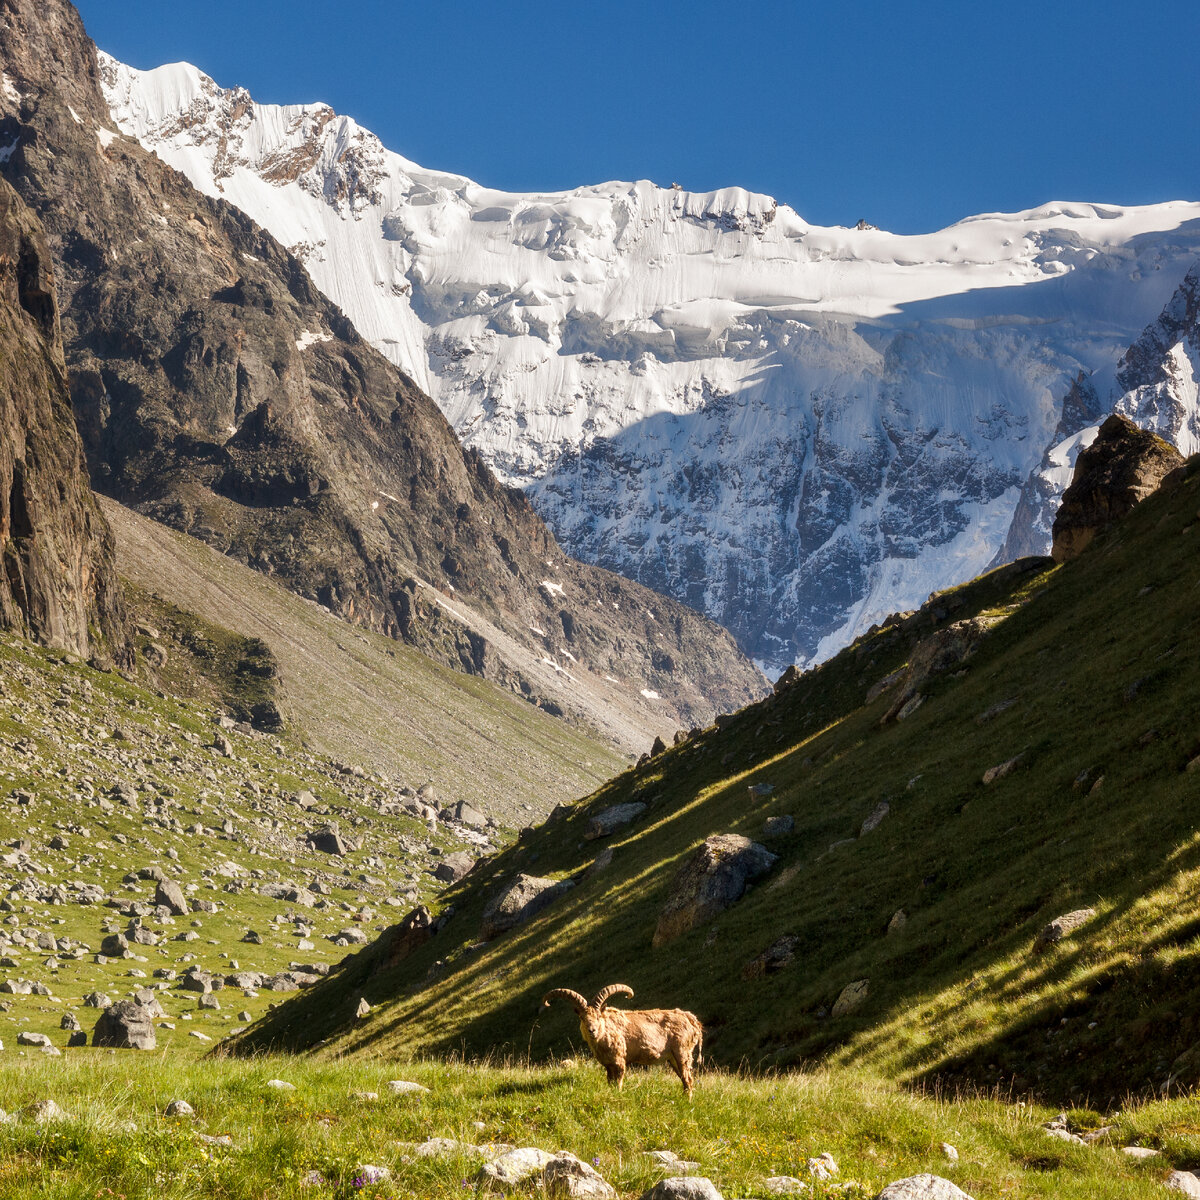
0;0;764;728
0;178;123;656
1050;414;1183;562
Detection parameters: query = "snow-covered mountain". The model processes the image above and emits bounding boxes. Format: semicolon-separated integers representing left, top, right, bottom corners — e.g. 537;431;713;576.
100;55;1200;670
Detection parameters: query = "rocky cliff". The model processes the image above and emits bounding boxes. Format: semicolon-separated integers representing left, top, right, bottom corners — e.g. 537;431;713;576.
0;175;123;657
0;0;764;732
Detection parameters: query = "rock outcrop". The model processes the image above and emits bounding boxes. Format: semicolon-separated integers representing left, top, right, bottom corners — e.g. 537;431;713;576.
1051;414;1183;562
480;874;573;941
0;177;124;657
653;834;777;947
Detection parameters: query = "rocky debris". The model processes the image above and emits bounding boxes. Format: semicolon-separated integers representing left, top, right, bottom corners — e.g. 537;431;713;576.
542;1151;616;1200
92;999;157;1050
874;1179;974;1200
742;934;801;980
16;1031;51;1047
1033;908;1096;952
479;1147;554;1190
585;802;647;840
761;815;794;837
639;1179;723;1200
1166;1173;1200;1198
653;835;777;947
481;874;574;941
165;1099;194;1117
433;851;476;884
1052;413;1183;562
832;979;869;1017
1120;1146;1159;1159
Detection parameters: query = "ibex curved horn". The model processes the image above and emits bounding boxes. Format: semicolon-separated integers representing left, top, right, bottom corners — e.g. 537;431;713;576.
542;988;588;1014
592;983;634;1011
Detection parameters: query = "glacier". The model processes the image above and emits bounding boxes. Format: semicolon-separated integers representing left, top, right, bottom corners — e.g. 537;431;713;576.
100;54;1200;670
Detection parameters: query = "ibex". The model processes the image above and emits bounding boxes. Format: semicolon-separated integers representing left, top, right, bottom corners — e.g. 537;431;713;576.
542;983;703;1096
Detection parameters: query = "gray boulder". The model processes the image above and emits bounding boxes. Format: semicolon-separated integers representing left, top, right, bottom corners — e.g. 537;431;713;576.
639;1179;723;1200
585;802;646;840
652;835;777;947
16;1031;51;1047
306;827;358;856
832;978;869;1017
99;932;128;956
1034;908;1096;952
761;815;794;837
874;1177;974;1200
434;852;476;884
92;999;157;1050
154;879;188;916
1166;1172;1200;1198
481;874;574;940
442;800;487;828
543;1151;616;1200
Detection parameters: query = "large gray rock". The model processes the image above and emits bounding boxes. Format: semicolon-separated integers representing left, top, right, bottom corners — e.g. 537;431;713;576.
639;1178;723;1200
542;1152;616;1200
874;1176;974;1200
653;835;777;947
154;878;188;916
481;875;574;941
306;827;359;856
92;999;157;1050
832;979;869;1017
99;932;128;956
434;851;476;884
585;802;646;840
1166;1172;1200;1198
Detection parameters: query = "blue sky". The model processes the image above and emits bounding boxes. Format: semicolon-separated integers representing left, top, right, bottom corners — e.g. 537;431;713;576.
75;0;1199;234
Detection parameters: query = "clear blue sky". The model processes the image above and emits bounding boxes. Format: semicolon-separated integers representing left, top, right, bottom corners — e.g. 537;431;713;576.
74;0;1199;234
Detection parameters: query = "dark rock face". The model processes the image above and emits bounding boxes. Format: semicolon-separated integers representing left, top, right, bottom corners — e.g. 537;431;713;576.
0;177;124;656
1051;414;1182;562
653;834;777;948
0;0;764;727
91;998;156;1049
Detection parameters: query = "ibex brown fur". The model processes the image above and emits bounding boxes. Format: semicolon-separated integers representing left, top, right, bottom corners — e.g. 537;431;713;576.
542;983;703;1096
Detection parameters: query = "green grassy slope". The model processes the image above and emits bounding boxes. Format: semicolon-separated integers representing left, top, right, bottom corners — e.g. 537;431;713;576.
232;457;1200;1104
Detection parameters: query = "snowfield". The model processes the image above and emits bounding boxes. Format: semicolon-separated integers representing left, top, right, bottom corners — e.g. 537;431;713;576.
101;54;1200;670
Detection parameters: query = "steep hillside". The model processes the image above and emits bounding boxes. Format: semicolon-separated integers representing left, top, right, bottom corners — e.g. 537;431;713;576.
0;176;123;659
231;445;1200;1104
101;494;623;808
0;0;764;733
100;54;1200;669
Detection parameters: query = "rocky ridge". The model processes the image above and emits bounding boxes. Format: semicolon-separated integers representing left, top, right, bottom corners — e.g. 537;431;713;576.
0;0;764;733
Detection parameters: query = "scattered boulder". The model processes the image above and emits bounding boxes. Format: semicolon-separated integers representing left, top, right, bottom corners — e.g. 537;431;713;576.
543;1151;616;1200
443;800;487;828
873;1177;975;1200
832;979;869;1017
1166;1173;1200;1199
434;852;476;884
982;754;1024;785
154;879;188;916
481;875;574;941
1033;908;1096;952
99;932;129;957
1051;413;1183;562
386;1080;429;1095
265;1079;295;1091
639;1179;723;1200
761;815;794;837
742;934;801;980
887;910;907;934
92;1000;157;1050
860;802;889;835
585;802;647;840
165;1099;194;1117
1121;1146;1159;1160
16;1031;51;1047
653;835;777;947
21;1099;70;1123
881;618;998;723
306;827;358;856
644;1151;701;1175
480;1147;554;1190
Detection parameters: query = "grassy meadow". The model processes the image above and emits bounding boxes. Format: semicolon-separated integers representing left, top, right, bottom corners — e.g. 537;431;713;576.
0;1054;1197;1199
